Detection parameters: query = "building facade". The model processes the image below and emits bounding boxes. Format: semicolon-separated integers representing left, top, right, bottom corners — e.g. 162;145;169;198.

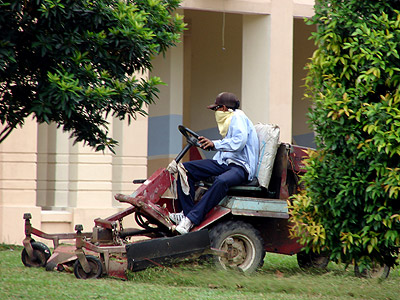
0;0;316;245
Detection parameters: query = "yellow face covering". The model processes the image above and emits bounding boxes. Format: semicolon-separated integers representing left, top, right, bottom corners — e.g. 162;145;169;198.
215;110;234;138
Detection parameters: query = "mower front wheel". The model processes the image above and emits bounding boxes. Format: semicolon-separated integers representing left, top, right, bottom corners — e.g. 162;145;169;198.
73;255;103;279
209;220;265;273
21;241;51;268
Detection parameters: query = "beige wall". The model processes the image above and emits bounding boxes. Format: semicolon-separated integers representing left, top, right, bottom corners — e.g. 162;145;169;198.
0;120;41;244
186;10;243;132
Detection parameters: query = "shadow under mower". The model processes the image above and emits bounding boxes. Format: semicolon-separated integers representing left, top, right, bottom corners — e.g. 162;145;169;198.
21;125;330;279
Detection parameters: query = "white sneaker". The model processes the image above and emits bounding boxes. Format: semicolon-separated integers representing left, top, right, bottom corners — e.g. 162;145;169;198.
169;211;185;224
176;216;193;235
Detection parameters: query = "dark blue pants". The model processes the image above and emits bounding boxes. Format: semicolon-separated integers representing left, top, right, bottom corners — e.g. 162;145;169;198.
177;159;247;225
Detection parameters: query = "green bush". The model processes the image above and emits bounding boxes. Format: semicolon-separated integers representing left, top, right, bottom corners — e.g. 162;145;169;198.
0;0;184;152
290;0;400;270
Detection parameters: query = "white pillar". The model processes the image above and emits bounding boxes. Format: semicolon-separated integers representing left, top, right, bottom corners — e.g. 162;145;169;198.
268;0;294;143
242;14;270;124
242;0;294;143
37;123;71;209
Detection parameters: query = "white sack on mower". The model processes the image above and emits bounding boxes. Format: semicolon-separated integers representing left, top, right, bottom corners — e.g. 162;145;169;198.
254;123;280;189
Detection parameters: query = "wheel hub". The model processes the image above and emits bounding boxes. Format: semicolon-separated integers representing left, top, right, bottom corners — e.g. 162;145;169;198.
221;237;248;266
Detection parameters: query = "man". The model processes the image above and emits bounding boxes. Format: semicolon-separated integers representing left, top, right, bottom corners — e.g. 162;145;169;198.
171;92;259;234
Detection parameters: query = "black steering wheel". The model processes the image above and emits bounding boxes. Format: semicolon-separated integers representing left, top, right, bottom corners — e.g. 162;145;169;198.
175;125;203;163
178;125;201;147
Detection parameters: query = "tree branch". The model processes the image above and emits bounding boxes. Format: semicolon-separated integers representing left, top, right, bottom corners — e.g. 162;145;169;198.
0;124;15;144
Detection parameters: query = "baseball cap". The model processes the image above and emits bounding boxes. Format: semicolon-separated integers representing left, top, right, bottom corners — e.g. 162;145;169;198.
207;92;240;110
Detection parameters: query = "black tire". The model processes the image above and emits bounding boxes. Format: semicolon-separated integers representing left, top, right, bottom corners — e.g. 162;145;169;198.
73;255;103;279
354;263;390;279
209;220;265;273
297;250;329;269
21;242;51;268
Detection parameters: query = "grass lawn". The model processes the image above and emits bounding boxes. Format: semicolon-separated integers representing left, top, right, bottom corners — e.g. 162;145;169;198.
1;244;399;300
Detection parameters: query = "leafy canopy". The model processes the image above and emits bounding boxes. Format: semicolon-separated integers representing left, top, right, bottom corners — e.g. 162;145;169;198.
0;0;184;152
290;0;400;270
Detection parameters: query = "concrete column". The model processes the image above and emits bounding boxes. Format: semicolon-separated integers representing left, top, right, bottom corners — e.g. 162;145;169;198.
0;120;41;244
147;41;184;175
268;0;294;143
242;1;294;143
242;14;270;124
37;123;70;209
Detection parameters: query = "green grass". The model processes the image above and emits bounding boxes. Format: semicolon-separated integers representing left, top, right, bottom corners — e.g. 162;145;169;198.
1;244;399;300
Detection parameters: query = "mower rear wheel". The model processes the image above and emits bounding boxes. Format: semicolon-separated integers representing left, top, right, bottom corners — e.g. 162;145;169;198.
73;255;103;279
297;250;329;270
209;220;265;273
354;262;390;279
21;241;51;268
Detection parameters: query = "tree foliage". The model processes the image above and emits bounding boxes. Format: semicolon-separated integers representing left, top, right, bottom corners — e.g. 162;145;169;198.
0;0;184;152
289;0;400;270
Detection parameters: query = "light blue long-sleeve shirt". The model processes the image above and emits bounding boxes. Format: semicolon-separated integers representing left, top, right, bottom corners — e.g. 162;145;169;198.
212;109;259;181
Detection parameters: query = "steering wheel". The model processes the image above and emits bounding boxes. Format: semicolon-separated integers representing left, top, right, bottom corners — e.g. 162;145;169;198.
174;125;204;163
178;125;201;148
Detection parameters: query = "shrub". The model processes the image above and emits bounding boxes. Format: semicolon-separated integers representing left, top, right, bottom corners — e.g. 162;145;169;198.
290;0;400;270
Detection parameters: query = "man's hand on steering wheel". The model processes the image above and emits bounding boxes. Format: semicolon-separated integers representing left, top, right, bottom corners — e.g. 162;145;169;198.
198;136;214;150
